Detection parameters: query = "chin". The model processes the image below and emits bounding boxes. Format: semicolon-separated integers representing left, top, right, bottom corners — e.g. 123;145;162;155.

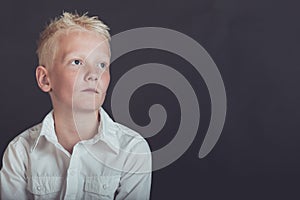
72;96;104;111
72;102;103;113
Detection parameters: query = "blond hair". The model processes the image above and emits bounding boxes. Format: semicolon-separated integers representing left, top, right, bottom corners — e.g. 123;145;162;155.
36;12;110;67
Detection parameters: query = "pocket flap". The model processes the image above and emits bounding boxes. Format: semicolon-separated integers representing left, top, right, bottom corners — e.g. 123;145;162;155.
84;175;120;195
27;176;63;195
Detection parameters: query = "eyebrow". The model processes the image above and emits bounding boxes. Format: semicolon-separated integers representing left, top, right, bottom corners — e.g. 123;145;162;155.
61;52;110;63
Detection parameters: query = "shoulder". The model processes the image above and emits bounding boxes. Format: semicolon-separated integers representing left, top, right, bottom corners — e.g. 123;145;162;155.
114;122;151;154
113;123;152;173
100;108;151;154
5;123;42;154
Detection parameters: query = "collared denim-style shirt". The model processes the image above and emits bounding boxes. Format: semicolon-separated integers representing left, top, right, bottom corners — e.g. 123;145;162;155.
1;108;152;200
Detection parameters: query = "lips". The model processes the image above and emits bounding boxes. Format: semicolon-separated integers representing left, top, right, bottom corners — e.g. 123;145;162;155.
82;88;99;94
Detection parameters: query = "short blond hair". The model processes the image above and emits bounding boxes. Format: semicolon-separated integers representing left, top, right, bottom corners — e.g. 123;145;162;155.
36;12;110;66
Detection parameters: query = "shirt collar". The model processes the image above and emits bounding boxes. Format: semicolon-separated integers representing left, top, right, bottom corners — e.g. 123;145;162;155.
31;108;120;154
90;107;120;154
31;110;56;152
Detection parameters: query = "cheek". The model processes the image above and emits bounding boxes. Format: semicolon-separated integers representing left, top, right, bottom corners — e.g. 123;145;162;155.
53;72;77;93
99;71;110;90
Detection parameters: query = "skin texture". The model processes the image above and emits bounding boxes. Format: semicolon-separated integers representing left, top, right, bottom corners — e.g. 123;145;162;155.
36;29;111;153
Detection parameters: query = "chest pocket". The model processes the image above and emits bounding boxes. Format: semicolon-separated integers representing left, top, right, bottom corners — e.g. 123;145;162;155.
27;176;63;200
84;175;120;200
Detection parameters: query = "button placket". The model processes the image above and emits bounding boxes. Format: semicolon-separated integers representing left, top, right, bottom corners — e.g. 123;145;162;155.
64;145;81;198
102;184;107;190
69;170;75;176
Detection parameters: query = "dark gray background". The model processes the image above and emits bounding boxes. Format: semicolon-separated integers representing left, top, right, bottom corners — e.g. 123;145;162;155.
1;0;300;199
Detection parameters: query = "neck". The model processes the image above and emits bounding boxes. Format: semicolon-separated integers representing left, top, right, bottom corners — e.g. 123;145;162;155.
53;107;100;153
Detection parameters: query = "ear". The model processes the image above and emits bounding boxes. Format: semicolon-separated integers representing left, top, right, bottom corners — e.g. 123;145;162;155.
36;66;52;92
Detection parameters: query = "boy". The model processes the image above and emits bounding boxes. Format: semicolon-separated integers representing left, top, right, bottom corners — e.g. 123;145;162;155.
0;12;152;200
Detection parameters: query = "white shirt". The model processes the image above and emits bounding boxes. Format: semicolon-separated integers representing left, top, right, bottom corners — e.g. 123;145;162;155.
0;108;152;200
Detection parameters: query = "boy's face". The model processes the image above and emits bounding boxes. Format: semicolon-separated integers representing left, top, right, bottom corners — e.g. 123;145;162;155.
47;29;111;112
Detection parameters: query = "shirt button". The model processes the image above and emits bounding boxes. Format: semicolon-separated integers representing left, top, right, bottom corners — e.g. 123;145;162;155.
37;186;41;191
103;184;107;190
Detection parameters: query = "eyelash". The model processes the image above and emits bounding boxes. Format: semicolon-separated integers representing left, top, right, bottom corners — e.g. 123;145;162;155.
97;62;107;68
71;59;107;69
71;59;83;66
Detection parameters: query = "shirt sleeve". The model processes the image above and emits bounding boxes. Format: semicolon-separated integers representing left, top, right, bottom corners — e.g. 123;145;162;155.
115;140;152;200
1;139;28;200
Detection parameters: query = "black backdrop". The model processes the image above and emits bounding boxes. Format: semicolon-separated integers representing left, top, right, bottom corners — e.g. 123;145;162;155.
1;0;300;199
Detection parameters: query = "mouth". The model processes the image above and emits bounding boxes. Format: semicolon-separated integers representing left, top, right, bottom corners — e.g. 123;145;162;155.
82;88;99;94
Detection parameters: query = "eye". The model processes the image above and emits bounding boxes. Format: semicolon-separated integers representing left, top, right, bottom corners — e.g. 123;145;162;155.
71;59;83;66
98;62;107;69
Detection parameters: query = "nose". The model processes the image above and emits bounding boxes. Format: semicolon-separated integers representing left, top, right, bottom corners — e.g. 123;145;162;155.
84;64;102;82
87;73;98;81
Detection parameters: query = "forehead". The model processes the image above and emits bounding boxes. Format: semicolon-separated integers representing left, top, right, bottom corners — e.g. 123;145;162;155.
54;29;110;60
